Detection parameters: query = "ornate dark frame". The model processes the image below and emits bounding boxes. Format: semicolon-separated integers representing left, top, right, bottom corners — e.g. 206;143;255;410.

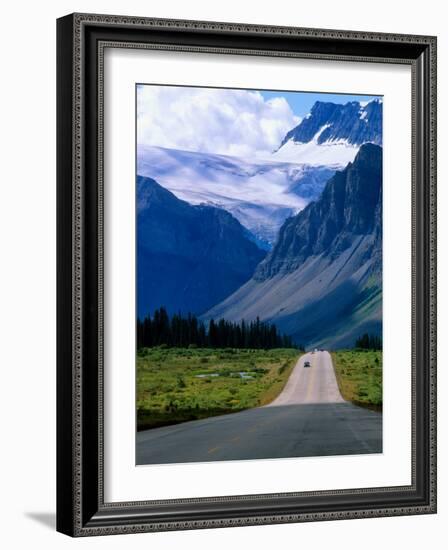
56;13;437;537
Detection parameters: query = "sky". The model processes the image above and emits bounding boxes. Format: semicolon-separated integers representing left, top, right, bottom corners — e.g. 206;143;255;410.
137;84;381;159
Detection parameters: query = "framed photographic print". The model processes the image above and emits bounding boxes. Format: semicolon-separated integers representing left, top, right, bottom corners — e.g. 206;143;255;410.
56;13;437;536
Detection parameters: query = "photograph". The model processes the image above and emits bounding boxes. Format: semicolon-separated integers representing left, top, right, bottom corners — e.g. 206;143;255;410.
135;84;383;465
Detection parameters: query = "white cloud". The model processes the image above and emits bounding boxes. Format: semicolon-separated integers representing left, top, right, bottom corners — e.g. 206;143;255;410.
137;85;299;159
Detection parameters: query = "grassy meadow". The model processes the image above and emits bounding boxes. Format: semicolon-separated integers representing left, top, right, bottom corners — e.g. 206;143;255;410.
137;347;300;431
331;349;382;410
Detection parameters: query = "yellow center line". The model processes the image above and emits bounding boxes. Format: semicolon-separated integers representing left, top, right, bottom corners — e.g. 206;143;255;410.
207;446;220;454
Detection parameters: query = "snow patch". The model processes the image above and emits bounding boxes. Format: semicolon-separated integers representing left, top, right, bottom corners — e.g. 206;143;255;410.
271;138;358;166
312;123;331;142
360;98;382;107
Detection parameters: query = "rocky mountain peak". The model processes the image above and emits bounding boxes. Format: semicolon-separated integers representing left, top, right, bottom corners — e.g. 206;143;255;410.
278;99;382;150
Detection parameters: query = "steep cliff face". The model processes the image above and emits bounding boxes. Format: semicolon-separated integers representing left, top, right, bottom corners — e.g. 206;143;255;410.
257;143;382;279
204;144;383;349
137;176;265;318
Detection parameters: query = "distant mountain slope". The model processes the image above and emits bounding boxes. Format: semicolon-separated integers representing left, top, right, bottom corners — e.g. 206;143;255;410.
137;175;266;318
204;144;383;349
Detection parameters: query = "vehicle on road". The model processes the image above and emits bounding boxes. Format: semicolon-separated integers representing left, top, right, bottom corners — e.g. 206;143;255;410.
304;361;311;368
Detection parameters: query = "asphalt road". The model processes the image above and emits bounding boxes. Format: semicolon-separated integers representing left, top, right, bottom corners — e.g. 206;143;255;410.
267;351;346;406
136;351;382;465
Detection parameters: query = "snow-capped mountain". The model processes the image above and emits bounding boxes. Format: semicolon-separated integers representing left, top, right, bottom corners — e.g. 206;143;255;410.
137;99;382;247
137;145;336;248
273;99;382;165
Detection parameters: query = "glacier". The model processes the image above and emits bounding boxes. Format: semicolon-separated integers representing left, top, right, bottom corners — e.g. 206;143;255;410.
137;145;339;247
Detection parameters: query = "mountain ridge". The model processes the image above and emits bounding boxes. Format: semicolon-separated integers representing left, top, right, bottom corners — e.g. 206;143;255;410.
137;175;266;318
203;143;383;349
256;143;382;279
279;99;382;149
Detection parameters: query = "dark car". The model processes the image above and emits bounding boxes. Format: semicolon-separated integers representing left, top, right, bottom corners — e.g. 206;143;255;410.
304;361;311;368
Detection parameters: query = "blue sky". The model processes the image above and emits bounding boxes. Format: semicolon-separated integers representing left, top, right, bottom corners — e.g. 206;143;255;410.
259;90;381;119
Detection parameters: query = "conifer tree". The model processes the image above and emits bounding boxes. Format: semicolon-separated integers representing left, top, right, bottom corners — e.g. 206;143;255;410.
137;307;296;350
